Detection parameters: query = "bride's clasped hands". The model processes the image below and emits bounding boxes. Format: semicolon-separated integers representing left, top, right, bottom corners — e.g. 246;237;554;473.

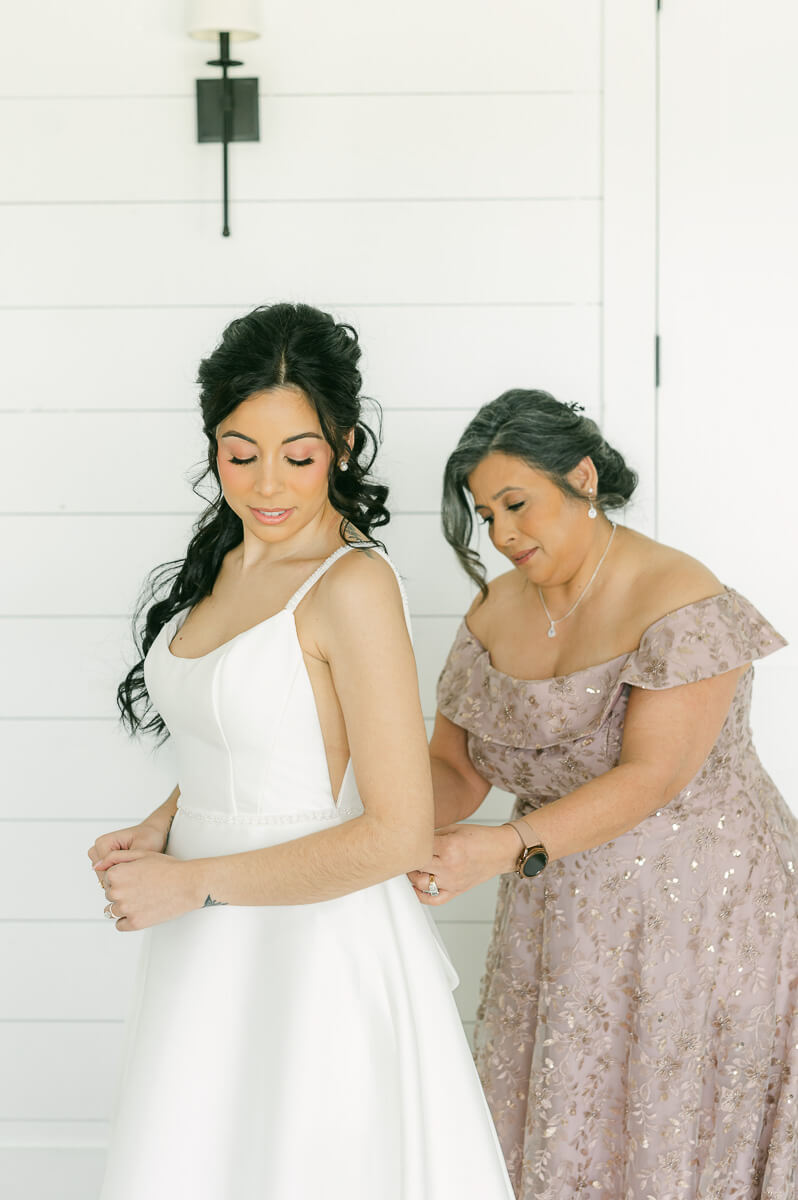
88;820;205;931
409;821;519;905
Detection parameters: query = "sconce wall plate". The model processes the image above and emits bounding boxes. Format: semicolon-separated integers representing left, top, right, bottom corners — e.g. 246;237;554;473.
196;78;260;143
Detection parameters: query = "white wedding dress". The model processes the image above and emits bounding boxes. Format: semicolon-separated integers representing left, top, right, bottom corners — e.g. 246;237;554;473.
99;545;514;1200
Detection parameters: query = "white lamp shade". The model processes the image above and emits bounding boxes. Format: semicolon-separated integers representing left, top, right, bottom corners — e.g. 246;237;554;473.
187;0;261;41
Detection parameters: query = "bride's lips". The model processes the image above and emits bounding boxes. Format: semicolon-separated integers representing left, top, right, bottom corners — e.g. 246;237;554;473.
512;547;538;566
249;506;295;525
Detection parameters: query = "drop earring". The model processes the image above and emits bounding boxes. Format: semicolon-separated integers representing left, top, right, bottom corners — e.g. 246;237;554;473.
339;459;349;472
587;488;597;519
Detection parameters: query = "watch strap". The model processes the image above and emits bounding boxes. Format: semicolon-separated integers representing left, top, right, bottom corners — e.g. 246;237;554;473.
505;817;542;851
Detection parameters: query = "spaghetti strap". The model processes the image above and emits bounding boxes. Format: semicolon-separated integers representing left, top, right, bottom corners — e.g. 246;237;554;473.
284;542;413;639
283;544;357;614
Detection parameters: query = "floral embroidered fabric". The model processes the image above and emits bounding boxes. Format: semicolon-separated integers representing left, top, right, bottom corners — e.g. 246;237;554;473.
437;589;797;1198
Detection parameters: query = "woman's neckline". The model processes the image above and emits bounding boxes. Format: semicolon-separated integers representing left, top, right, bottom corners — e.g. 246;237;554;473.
165;543;360;662
166;605;293;662
462;586;734;685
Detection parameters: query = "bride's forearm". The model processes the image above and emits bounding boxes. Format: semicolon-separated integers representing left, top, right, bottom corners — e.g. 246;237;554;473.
184;812;432;908
143;786;180;838
430;756;487;827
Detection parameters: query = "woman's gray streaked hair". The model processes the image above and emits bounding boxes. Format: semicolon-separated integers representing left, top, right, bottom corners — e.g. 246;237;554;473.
441;389;638;598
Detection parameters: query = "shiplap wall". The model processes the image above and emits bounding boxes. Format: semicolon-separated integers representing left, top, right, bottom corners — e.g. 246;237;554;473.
0;2;603;1194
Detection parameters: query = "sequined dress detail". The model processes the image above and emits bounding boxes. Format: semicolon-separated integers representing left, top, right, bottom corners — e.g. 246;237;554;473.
437;589;797;1199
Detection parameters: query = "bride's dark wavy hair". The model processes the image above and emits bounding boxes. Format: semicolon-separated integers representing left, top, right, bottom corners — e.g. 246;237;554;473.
117;302;389;738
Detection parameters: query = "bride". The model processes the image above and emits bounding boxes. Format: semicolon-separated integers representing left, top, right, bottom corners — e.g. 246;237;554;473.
88;302;514;1200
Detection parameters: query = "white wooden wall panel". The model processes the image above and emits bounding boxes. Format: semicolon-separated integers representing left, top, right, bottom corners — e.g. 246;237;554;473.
1;305;600;415
3;201;600;308
0;1149;105;1200
0;1;600;98
750;665;798;798
2;0;604;1177
0;1124;108;1148
0;927;134;1021
0;721;176;821
0;615;461;719
0;514;476;616
0;1026;122;1120
3;95;600;204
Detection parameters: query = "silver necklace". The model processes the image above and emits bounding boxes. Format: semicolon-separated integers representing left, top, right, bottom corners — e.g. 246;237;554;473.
537;522;617;639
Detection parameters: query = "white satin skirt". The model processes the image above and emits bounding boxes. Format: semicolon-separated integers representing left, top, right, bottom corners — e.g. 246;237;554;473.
99;807;514;1200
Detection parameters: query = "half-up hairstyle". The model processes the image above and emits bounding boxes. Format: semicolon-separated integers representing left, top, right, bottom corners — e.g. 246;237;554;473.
442;389;637;598
118;302;389;738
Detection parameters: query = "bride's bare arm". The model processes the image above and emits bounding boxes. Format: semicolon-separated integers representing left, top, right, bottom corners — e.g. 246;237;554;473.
94;555;435;926
88;785;180;867
429;712;491;827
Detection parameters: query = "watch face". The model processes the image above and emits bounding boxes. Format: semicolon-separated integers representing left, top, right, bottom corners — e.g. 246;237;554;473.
522;851;548;878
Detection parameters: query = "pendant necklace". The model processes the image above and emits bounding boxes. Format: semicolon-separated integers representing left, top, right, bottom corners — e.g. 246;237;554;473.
537;522;617;639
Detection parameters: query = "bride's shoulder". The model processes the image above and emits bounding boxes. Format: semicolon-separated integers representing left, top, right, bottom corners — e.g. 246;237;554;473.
317;542;405;620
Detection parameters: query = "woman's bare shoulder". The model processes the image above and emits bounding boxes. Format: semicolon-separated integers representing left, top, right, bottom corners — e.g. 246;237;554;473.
623;530;724;626
464;568;518;640
316;543;404;617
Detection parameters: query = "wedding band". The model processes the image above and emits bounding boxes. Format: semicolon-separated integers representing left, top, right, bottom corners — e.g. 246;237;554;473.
104;903;119;921
426;874;440;897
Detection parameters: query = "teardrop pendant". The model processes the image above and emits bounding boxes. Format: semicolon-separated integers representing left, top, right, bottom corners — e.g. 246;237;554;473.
547;625;557;638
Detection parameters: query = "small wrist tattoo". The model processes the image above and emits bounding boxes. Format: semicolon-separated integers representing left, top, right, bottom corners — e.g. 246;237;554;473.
203;894;228;907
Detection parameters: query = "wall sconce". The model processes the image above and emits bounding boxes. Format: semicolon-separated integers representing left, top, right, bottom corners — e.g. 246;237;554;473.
188;1;262;237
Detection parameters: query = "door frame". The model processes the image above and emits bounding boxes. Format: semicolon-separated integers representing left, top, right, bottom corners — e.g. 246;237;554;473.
601;0;659;535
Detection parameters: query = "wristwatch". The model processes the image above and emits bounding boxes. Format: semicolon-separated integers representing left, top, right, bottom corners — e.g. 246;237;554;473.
503;818;549;878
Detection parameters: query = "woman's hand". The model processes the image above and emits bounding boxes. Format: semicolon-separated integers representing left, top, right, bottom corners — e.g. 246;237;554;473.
88;820;168;866
93;848;203;931
88;821;169;893
408;822;519;906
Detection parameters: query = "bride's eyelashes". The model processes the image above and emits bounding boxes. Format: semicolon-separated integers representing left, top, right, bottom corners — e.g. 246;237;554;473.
227;455;315;467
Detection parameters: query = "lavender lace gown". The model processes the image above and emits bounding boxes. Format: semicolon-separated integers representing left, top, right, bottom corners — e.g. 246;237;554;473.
437;589;797;1199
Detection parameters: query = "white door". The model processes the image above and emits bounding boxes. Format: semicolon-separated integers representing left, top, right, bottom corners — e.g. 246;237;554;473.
657;0;798;802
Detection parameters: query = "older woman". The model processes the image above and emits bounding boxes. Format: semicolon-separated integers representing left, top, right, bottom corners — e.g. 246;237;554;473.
410;390;797;1199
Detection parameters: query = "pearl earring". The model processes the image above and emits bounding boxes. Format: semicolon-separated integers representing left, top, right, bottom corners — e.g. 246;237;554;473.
587;488;597;519
339;459;349;472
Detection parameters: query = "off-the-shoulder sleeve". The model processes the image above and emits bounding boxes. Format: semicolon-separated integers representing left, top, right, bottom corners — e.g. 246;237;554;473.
436;620;484;724
620;589;787;690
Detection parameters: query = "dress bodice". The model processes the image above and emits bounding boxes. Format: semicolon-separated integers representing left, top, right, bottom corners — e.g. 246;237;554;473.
144;545;397;824
437;588;787;811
